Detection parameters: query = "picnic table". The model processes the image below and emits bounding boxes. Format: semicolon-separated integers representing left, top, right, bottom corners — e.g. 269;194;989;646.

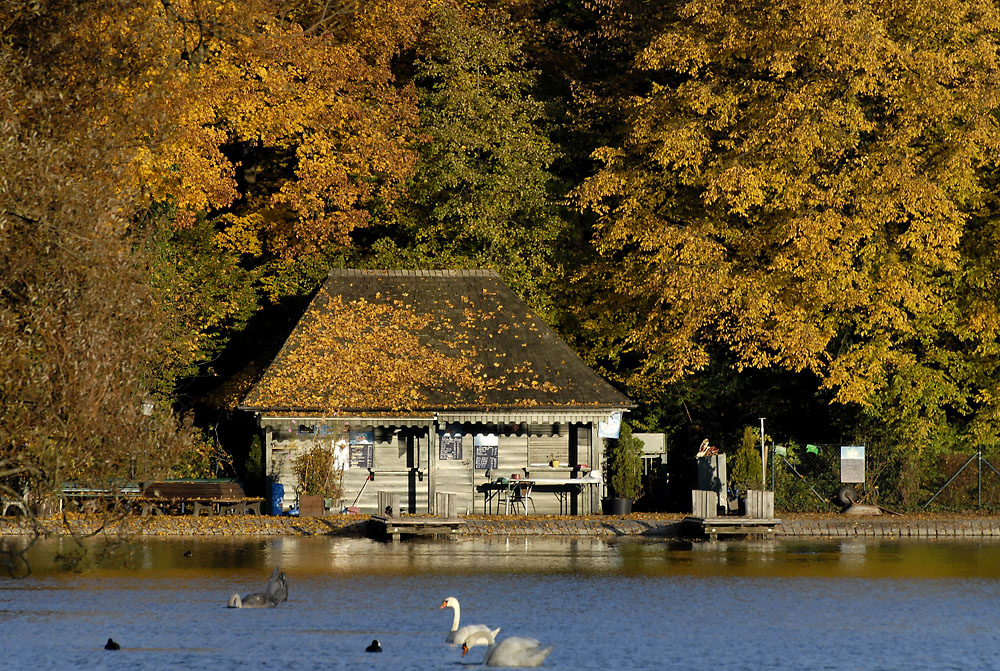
477;470;602;515
139;480;263;516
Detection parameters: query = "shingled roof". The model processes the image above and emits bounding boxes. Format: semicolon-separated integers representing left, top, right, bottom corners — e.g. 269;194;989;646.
240;269;632;415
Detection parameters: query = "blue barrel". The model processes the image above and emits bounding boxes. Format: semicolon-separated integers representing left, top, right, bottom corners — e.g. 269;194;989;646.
270;482;285;516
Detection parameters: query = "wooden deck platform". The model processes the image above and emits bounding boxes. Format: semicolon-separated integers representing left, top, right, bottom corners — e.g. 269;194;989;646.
368;515;465;542
683;516;783;540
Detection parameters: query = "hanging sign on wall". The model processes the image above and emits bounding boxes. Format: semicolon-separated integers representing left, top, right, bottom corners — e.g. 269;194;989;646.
439;432;463;461
473;434;499;470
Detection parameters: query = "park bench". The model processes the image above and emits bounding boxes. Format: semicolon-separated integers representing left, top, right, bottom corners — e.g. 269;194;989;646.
60;481;142;513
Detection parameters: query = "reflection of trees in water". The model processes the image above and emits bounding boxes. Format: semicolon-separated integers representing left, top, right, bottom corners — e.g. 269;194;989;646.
9;536;1000;582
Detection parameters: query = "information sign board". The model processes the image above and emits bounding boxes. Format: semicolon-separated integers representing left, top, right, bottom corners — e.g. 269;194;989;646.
841;445;865;483
349;430;374;469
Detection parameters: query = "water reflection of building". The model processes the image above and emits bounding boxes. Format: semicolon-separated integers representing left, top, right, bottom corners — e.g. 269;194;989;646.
838;541;867;567
240;270;633;516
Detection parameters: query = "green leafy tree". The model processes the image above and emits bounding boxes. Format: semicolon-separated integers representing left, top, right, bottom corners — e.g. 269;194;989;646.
606;422;643;500
577;0;1000;453
374;1;563;313
729;427;763;493
146;216;259;394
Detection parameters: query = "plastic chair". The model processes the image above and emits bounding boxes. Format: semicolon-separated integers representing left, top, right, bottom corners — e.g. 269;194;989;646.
509;481;535;515
496;478;534;514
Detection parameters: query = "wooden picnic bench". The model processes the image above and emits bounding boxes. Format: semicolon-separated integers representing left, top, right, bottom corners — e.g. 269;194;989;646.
139;480;263;516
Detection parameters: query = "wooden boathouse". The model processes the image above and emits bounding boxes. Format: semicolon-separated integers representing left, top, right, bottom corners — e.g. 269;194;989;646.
239;269;633;516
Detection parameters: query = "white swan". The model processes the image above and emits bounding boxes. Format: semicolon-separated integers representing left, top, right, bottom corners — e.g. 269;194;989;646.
461;630;553;667
440;596;499;647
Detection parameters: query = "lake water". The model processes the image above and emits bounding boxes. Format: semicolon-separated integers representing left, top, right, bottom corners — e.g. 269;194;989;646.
2;535;1000;670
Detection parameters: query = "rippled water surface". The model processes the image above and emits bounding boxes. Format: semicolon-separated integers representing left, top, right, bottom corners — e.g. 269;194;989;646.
2;536;1000;670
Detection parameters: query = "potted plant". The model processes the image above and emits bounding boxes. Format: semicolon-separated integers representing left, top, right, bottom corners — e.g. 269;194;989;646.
603;423;644;515
291;444;344;516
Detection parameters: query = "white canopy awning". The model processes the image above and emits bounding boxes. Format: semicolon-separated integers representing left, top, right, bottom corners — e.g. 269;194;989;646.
437;409;628;426
259;408;629;429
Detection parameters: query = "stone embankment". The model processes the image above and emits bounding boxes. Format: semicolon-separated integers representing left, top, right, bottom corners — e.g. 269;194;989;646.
4;512;1000;539
466;514;1000;538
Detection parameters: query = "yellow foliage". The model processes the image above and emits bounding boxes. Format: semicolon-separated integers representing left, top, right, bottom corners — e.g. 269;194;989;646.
245;293;486;412
22;0;423;257
214;213;264;256
243;278;588;413
576;0;1000;440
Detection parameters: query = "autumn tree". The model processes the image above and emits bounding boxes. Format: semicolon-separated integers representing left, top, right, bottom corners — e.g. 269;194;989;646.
576;0;1000;453
1;0;431;403
0;0;431;529
0;45;197;528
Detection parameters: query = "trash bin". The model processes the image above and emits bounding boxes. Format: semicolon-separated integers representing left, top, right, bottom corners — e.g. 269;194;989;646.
270;482;285;516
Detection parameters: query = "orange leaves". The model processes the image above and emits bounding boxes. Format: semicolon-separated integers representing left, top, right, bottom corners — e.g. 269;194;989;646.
206;14;421;254
20;1;423;258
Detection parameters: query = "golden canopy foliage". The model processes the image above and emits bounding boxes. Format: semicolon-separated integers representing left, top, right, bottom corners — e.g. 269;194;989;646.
577;0;1000;447
0;0;429;514
6;0;423;256
244;293;490;412
2;0;431;434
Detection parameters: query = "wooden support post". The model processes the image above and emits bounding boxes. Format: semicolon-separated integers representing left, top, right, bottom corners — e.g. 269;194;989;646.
745;490;774;519
691;489;719;518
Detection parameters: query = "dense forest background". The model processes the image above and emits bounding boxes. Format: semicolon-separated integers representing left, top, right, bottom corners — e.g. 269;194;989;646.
4;0;1000;512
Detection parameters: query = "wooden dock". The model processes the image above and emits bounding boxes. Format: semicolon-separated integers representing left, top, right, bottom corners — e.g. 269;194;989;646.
683;516;783;540
368;515;465;542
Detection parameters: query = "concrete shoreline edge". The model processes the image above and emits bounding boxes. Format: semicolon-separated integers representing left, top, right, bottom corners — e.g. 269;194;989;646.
464;517;1000;538
5;514;1000;539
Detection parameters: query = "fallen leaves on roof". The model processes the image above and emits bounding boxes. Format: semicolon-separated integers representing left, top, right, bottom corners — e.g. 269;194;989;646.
242;271;632;412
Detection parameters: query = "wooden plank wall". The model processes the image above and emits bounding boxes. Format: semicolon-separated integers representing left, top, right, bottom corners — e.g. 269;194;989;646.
692;489;720;518
266;422;600;516
267;430;428;515
744;490;775;519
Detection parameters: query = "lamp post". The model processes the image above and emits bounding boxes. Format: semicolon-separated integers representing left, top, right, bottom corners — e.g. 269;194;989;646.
759;417;766;489
140;399;154;482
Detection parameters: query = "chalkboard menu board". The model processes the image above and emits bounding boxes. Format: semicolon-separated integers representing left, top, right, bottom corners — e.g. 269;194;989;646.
349;430;374;469
349;443;373;469
474;444;498;470
439;433;463;461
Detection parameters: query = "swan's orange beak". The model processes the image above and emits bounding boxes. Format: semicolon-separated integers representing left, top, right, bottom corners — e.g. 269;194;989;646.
462;644;469;657
439;600;447;609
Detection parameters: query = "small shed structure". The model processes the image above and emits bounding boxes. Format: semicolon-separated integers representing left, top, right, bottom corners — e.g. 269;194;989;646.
240;269;633;515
